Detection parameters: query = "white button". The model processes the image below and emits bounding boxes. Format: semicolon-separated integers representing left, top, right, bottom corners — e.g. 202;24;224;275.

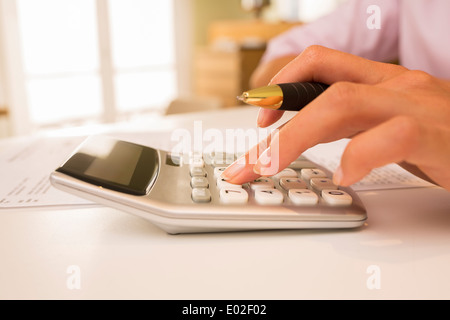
301;168;327;180
310;178;338;191
279;178;307;191
189;151;203;159
190;176;209;188
322;189;353;206
250;177;274;190
216;177;242;189
214;167;227;179
289;160;316;169
220;188;248;204
191;188;211;203
189;157;204;168
235;151;245;159
255;188;284;205
190;166;207;177
288;189;319;205
273;168;298;179
202;152;214;166
212;152;235;167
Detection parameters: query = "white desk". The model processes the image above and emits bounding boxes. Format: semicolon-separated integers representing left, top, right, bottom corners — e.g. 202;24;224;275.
1;107;450;300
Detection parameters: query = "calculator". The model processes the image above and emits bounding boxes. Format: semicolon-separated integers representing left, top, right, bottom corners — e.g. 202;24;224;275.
50;136;367;234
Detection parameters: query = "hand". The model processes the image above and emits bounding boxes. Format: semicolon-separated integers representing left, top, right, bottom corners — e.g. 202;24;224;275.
223;45;450;191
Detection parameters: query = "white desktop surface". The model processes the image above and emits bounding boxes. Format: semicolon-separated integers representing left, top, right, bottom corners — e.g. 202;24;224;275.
1;107;450;300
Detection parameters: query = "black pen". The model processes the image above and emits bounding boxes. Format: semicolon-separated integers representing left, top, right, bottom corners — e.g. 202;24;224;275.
237;82;329;111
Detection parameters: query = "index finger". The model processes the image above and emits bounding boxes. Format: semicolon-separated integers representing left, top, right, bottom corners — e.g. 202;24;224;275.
257;45;406;130
271;45;405;85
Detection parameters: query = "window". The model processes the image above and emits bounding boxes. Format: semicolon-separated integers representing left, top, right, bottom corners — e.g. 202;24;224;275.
108;0;177;114
3;0;182;133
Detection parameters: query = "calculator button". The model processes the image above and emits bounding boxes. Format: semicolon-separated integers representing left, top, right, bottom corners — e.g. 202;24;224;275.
189;157;204;168
301;168;327;180
288;189;319;205
322;190;353;206
212;158;226;167
212;152;235;167
289;156;316;169
235;151;245;159
189;151;203;159
213;167;227;179
220;188;248;204
191;188;211;203
310;178;338;191
254;188;284;205
190;176;209;188
202;153;214;166
190;166;207;177
273;168;298;179
216;177;242;189
249;177;274;190
279;178;307;191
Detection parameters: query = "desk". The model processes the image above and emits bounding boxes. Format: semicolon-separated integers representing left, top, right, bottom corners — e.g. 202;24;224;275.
1;107;450;300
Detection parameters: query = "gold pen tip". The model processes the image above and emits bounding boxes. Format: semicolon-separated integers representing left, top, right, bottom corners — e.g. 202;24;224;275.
237;94;246;103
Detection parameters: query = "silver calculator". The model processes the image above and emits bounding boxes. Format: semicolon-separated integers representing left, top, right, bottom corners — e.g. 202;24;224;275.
50;135;367;234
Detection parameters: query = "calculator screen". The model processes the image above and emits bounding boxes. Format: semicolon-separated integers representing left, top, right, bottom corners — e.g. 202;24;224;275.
57;136;159;195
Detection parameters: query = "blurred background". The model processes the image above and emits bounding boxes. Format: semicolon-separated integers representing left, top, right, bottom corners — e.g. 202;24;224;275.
0;0;346;138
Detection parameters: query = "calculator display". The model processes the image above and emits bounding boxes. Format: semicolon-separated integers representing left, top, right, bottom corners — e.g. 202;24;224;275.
56;136;159;195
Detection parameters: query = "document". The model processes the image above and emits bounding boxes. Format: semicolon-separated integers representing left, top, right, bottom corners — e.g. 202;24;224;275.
0;136;94;208
303;139;435;191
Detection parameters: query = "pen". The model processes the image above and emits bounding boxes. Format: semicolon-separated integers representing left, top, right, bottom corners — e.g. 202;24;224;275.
237;82;329;111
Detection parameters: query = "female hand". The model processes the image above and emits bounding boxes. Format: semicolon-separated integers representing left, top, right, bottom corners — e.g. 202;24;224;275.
222;46;450;191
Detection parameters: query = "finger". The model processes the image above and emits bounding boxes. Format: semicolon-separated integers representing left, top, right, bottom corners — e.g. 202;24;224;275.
253;82;407;177
271;45;406;86
257;109;285;128
222;127;280;184
256;46;406;127
335;116;420;186
397;162;436;185
334;116;450;190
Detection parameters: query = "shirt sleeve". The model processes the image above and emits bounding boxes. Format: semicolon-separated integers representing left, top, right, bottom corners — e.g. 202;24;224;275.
260;0;400;64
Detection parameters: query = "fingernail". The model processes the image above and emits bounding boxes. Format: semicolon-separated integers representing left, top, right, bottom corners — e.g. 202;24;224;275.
256;108;264;127
333;166;344;185
222;156;246;180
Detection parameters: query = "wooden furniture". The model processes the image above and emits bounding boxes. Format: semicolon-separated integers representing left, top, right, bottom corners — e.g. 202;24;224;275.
194;46;266;107
0;106;9;138
0;107;7;116
207;20;300;45
194;20;301;107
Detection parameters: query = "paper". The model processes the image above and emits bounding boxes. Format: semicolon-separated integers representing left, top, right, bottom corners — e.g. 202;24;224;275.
0;136;94;208
303;139;435;191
